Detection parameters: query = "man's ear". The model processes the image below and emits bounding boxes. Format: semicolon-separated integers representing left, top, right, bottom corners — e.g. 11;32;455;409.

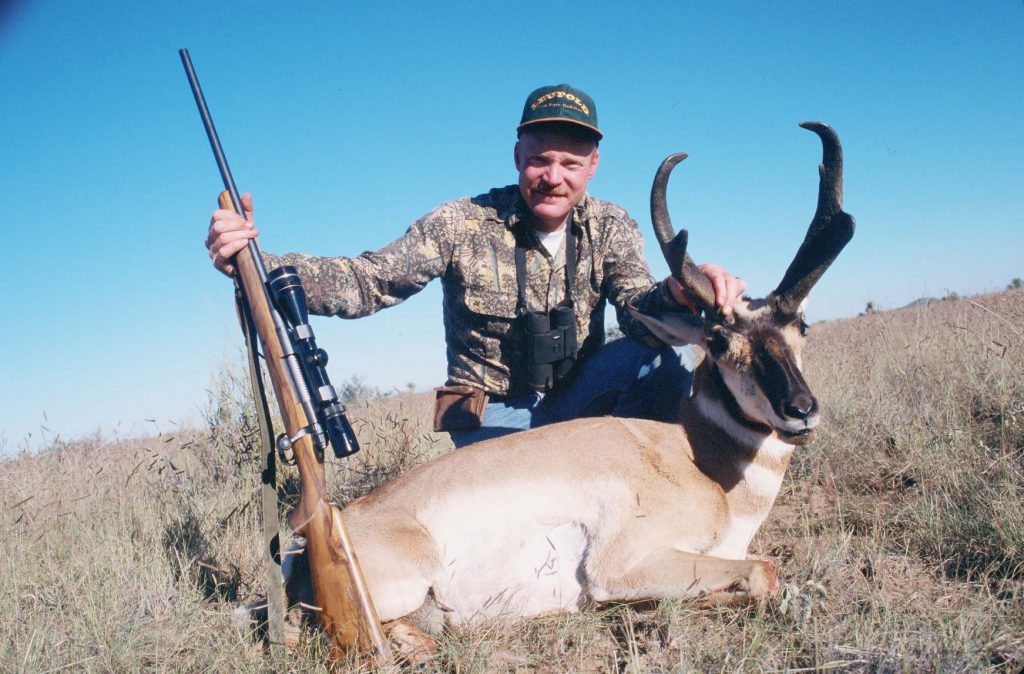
513;141;522;171
628;307;705;346
588;148;600;179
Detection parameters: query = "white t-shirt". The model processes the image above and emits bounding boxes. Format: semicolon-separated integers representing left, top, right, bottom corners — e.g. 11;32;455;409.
536;226;566;257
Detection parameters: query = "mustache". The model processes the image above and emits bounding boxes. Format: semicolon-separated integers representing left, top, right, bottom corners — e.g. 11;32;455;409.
534;182;570;197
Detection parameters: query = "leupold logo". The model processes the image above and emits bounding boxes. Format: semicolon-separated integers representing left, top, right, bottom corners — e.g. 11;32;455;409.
531;91;589;116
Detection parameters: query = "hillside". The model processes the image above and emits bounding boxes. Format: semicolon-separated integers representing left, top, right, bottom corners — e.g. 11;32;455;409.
1;290;1021;672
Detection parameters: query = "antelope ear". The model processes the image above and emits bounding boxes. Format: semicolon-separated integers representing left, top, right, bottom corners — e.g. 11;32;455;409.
768;292;811;320
628;308;705;346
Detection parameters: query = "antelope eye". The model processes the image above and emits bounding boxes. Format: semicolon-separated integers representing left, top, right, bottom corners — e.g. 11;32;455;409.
799;320;809;337
706;329;730;358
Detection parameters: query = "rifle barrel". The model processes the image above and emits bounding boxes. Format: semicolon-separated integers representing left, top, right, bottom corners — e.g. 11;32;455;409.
179;48;268;284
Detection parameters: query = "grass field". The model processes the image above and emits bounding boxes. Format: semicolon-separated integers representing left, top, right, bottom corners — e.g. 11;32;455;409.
2;290;1021;672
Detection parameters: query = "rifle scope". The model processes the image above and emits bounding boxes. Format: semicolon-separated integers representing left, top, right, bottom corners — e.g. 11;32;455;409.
268;266;359;458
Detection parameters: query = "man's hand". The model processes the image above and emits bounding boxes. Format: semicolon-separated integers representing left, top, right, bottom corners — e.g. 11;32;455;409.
666;263;747;316
206;191;258;277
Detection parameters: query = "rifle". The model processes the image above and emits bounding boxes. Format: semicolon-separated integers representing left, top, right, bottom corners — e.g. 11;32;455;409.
179;48;392;665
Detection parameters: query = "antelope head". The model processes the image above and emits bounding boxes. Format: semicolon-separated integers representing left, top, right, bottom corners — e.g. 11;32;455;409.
637;122;855;444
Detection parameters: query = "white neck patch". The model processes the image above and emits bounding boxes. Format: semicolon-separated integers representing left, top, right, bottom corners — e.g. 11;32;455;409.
695;394;767;448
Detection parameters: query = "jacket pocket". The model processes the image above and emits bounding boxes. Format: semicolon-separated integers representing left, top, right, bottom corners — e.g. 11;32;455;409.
457;243;519;318
462;281;518;319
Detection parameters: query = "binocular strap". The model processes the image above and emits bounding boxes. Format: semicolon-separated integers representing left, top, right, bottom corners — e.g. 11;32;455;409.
515;222;576;315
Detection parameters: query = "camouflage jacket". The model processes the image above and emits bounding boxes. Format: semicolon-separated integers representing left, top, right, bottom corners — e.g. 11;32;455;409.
265;185;684;396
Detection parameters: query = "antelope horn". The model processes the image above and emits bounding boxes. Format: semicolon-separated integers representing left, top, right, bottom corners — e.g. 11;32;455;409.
772;122;856;316
650;152;718;313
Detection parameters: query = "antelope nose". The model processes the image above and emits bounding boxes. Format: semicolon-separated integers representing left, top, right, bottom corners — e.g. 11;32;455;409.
784;394;816;420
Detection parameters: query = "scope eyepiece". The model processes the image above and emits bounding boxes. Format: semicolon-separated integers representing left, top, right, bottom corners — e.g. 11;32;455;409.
323;406;360;458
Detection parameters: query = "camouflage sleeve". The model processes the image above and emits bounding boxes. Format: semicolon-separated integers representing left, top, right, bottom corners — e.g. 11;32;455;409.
600;212;693;342
262;206;456;318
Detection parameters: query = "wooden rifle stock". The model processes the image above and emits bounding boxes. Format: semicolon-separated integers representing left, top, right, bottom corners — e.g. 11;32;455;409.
218;193;392;664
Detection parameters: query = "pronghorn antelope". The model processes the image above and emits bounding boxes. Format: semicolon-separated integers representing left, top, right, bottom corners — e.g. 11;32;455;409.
277;122;855;647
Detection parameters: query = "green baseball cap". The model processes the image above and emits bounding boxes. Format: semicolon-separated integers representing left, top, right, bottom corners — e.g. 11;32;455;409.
517;84;602;140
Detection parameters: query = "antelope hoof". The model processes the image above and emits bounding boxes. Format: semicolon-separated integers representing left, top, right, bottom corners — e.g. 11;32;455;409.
692;559;780;608
753;558;781;600
385;618;437;664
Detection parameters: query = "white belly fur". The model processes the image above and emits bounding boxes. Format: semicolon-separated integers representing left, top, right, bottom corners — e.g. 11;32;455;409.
431;520;589;623
419;480;601;623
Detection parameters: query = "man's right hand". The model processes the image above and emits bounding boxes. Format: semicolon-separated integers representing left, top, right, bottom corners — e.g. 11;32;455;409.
206;191;259;276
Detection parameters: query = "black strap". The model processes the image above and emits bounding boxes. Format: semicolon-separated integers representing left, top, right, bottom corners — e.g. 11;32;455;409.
234;280;286;655
564;220;576;301
515;217;577;314
514;244;528;314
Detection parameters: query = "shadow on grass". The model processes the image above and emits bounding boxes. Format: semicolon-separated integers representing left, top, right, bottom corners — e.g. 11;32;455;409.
163;511;242;603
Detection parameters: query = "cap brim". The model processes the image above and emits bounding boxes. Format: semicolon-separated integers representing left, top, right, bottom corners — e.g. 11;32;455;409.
516;117;603;140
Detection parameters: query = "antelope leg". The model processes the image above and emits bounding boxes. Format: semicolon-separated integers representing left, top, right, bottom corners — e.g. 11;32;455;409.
589;549;778;605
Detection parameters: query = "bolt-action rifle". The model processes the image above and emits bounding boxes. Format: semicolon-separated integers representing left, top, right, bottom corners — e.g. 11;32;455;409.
179;49;392;664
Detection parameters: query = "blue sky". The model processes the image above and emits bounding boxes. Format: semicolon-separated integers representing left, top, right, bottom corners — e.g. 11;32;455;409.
1;1;1021;452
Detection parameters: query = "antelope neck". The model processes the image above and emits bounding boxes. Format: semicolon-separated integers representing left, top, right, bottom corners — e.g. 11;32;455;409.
687;361;796;466
683;363;794;521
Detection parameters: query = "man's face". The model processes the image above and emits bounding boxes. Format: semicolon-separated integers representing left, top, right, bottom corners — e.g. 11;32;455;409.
514;128;599;231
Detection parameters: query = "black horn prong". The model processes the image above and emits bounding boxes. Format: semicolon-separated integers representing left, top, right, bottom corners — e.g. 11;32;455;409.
651;152;688;258
650;152;718;313
772;122;856;316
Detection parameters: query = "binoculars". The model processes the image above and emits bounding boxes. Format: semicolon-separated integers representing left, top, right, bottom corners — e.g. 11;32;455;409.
523;303;578;392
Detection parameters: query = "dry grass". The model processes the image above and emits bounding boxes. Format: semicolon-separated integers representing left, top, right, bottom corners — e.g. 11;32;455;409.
1;290;1021;672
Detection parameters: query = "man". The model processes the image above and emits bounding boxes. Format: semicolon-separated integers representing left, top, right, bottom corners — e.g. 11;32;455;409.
206;84;745;446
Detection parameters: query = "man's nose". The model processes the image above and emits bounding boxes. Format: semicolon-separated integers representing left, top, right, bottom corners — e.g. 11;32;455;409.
542;164;563;185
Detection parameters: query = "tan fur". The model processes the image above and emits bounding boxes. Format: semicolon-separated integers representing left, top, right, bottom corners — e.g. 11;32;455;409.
339;412;785;629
